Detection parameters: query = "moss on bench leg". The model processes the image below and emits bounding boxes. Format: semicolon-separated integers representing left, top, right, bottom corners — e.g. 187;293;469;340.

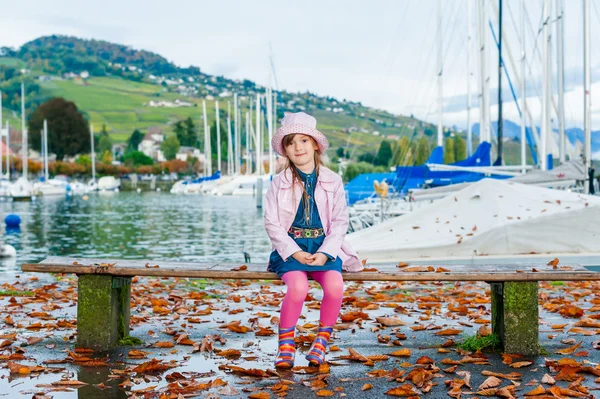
491;281;539;355
77;275;132;351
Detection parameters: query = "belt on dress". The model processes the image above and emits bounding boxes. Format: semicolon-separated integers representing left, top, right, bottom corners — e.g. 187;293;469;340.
288;226;324;239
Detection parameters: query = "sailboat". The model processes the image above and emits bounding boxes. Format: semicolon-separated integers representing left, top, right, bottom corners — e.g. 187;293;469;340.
33;120;71;196
9;82;32;200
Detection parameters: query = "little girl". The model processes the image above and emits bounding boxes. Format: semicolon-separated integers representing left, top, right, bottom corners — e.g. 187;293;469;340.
264;112;363;368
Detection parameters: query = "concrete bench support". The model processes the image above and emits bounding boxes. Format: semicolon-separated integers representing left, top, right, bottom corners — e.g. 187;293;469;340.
490;281;539;355
77;275;132;351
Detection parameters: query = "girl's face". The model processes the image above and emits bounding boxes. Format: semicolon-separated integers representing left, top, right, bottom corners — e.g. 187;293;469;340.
284;134;319;170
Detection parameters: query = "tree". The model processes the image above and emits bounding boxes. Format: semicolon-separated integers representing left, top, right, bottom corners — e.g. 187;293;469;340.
184;117;197;147
392;136;413;166
28;97;90;161
358;152;376;164
101;150;112;164
423;127;435;137
161;135;180;161
415;136;431;165
174;120;186;146
336;147;345;159
98;135;113;155
374;140;393;167
122;151;154;166
454;135;467;162
444;137;456;164
127;129;144;152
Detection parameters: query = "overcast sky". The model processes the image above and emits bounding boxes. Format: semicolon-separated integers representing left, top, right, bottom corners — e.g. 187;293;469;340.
2;0;600;130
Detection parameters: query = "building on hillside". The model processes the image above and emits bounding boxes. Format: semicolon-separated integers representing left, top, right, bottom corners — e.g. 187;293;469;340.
112;143;127;160
138;127;166;162
175;146;203;163
3;127;22;155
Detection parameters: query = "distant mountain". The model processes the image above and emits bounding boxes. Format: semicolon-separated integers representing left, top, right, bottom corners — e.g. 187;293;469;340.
472;119;600;153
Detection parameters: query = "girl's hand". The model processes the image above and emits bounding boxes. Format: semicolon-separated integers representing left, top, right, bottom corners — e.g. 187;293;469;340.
291;251;312;264
306;253;328;266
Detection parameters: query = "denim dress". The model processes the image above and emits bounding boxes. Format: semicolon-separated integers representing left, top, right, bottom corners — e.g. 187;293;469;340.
268;168;343;278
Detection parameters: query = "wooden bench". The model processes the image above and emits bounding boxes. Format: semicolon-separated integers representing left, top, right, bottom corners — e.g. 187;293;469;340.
22;256;600;355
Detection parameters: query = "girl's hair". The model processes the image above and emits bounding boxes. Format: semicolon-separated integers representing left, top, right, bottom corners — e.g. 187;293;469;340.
282;134;324;224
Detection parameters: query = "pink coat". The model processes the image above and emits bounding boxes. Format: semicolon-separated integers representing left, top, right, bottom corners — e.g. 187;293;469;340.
264;166;363;272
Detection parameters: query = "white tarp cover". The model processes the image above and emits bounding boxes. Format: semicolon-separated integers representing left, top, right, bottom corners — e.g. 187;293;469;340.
347;178;600;262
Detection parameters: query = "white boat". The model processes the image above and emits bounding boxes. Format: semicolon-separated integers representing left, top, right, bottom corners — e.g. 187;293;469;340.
97;176;120;192
33;175;71;196
70;181;91;195
347;178;600;263
210;175;271;196
9;177;33;200
0;179;11;197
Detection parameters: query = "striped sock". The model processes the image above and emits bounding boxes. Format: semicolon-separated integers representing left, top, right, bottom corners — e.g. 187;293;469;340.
275;326;296;368
306;323;333;366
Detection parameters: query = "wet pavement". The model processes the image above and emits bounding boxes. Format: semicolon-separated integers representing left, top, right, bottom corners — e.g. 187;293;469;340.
2;274;600;398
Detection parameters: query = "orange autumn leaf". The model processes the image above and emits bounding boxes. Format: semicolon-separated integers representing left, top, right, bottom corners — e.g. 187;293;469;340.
389;349;411;357
416;356;435;364
559;305;584;318
385;383;419;396
340;311;370;322
524;385;546;396
556;341;582;355
375;317;407;326
567;327;595;336
214;349;241;358
228;325;251;333
481;370;522;380
548;258;560;268
132;358;176;373
316;390;334;397
248;392;270;399
476;388;499;396
510;361;533;368
154;341;175;348
361;384;373;391
478;376;501;390
435;328;463;336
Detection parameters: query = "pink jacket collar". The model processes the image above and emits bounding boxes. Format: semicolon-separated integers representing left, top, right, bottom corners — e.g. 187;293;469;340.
277;166;337;188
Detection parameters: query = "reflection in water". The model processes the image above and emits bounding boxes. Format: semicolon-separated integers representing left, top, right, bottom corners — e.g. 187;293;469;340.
0;193;271;275
77;366;128;399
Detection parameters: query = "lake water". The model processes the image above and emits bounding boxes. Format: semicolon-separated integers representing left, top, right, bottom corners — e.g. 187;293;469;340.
0;192;272;276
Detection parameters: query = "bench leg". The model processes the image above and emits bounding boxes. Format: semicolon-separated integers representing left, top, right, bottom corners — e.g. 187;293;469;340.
77;275;131;351
490;281;539;355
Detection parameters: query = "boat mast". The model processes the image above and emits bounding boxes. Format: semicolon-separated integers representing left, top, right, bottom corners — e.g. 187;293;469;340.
89;124;96;183
584;0;591;193
467;0;473;156
256;93;261;175
556;0;565;163
437;0;443;148
21;82;27;180
215;100;221;173
520;0;527;173
497;0;503;165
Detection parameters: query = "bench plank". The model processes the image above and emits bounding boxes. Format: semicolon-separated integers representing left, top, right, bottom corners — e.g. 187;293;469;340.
21;256;598;282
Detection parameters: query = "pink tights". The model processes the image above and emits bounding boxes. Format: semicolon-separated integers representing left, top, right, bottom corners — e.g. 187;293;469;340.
279;271;344;328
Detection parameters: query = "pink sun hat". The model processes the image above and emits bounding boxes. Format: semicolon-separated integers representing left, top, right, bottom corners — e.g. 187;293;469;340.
272;112;329;157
